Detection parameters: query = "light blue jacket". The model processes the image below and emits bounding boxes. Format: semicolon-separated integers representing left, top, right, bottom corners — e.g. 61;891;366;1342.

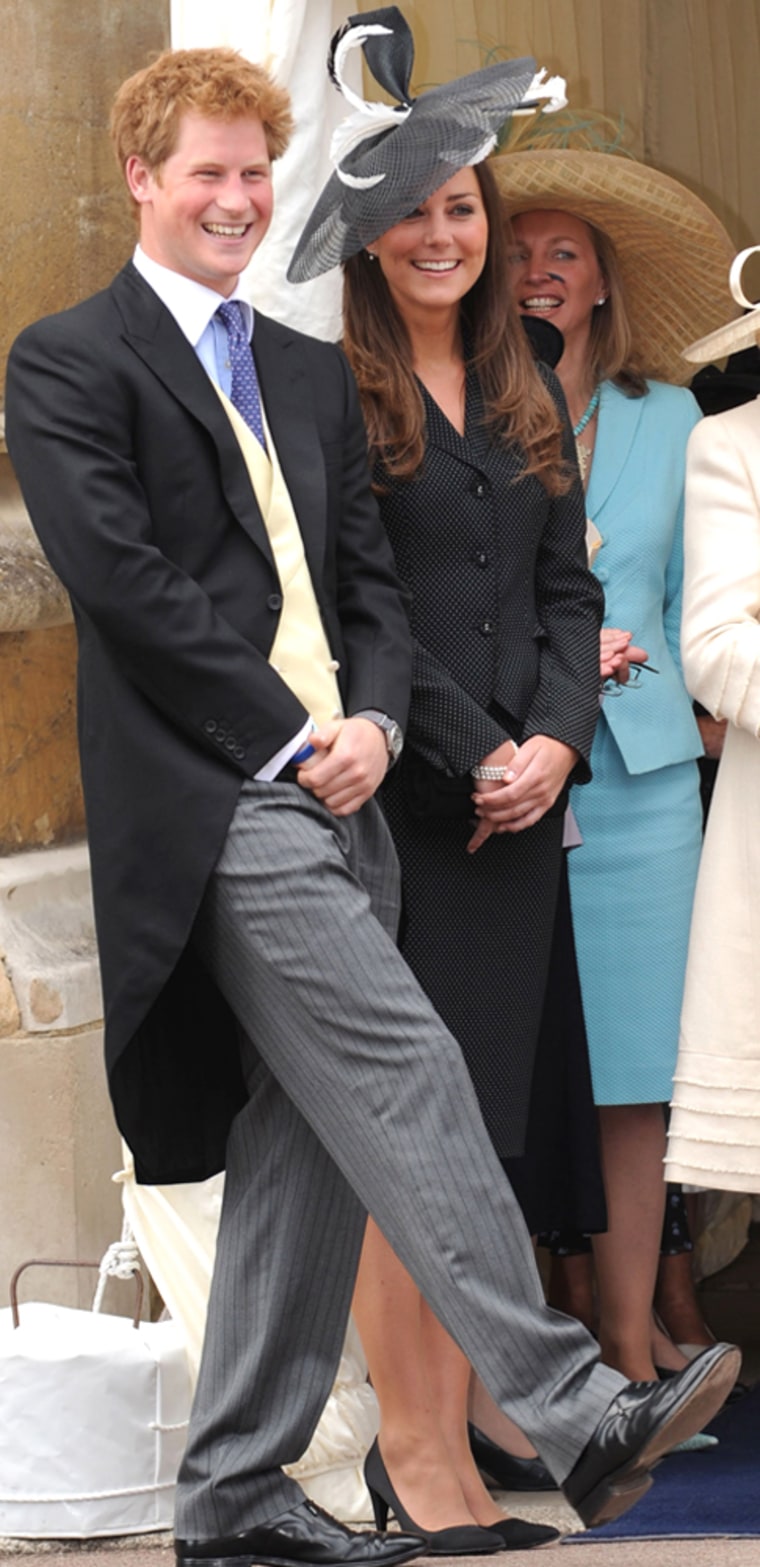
586;379;703;775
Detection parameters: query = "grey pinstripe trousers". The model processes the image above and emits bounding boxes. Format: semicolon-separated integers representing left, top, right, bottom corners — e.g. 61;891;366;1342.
176;781;624;1537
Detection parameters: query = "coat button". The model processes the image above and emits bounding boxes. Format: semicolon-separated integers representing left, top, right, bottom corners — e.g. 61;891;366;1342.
470;548;489;567
473;481;487;498
479;620;495;635
233;746;246;761
216;727;227;742
203;719;217;735
267;593;283;611
225;737;237;751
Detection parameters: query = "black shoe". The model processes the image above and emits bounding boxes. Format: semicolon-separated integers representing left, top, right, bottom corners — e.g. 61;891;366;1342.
364;1438;500;1557
657;1360;749;1405
176;1498;424;1567
563;1342;741;1529
486;1518;560;1550
468;1424;557;1493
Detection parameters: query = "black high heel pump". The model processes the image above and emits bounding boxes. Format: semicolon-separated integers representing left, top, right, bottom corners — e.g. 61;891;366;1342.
468;1423;557;1493
363;1439;499;1557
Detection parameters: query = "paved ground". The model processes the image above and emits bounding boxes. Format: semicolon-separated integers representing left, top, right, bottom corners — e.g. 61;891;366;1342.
3;1526;760;1567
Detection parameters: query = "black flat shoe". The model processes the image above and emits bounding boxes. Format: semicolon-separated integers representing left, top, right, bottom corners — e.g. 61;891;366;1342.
468;1424;557;1492
486;1518;560;1550
363;1438;500;1557
563;1342;741;1529
176;1498;424;1567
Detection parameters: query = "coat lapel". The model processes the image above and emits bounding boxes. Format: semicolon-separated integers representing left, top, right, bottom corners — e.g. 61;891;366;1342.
586;380;647;524
111;265;275;566
420;366;515;473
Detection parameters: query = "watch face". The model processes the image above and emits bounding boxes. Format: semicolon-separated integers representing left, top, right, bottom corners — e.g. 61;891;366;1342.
386;722;404;761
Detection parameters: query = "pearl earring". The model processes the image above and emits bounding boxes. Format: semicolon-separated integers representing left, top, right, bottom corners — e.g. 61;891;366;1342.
366;252;377;262
595;295;607;306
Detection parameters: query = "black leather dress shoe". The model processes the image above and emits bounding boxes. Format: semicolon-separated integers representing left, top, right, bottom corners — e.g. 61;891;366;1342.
468;1424;557;1492
563;1342;741;1529
176;1499;425;1567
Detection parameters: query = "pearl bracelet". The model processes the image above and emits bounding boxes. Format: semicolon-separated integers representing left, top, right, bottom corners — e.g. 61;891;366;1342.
471;764;508;781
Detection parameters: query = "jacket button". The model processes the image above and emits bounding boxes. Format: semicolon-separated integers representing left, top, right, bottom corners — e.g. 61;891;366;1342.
267;593;283;611
203;719;217;735
470;548;489;567
233;746;246;761
480;620;495;635
216;727;227;742
225;737;237;751
472;479;489;497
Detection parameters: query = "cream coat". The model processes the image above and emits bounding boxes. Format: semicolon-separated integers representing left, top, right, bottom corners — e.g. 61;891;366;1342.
666;398;760;1193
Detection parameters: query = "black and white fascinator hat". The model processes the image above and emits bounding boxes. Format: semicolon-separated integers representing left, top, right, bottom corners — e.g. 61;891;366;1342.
287;5;566;283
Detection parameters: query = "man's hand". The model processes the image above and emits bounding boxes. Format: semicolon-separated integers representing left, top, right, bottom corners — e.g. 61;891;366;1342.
296;717;388;815
467;735;578;852
601;628;649;683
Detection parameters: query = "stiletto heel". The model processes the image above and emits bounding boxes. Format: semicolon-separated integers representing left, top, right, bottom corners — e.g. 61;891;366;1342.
366;1479;390;1532
363;1439;500;1556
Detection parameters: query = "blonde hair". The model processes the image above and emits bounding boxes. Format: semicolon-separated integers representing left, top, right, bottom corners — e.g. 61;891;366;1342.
110;47;293;212
342;161;571;494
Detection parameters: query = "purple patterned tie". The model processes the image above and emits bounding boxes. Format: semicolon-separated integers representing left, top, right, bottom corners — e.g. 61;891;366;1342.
216;301;265;447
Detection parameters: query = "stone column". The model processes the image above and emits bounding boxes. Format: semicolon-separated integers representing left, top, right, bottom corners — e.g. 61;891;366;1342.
1;0;169;1310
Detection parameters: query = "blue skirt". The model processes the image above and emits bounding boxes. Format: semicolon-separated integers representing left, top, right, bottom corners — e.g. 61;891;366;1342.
568;720;702;1105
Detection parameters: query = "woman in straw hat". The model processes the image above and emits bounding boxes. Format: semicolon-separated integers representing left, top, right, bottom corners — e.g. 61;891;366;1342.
290;9;631;1542
494;146;736;1383
664;249;760;1199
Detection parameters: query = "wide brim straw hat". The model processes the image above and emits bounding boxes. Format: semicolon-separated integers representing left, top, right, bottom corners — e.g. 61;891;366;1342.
288;6;567;284
683;245;760;364
491;147;738;385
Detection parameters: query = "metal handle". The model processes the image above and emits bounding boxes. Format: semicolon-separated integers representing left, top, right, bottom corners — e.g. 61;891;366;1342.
9;1257;144;1329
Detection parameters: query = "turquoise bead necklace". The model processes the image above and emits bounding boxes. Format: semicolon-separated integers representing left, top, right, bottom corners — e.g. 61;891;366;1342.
573;386;600;483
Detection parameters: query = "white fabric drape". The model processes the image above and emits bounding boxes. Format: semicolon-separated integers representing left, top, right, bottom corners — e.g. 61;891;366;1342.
170;0;357;339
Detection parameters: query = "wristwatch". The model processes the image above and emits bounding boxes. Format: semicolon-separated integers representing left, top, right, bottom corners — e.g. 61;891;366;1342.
360;709;404;766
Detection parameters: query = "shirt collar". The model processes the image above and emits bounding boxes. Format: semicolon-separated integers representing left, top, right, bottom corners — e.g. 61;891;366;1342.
132;245;255;345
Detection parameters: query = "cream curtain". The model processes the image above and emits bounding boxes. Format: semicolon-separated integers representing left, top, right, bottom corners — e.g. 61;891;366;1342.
359;0;760;250
168;0;760;326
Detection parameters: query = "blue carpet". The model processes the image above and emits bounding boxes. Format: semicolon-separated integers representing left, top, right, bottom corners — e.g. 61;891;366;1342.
562;1383;760;1540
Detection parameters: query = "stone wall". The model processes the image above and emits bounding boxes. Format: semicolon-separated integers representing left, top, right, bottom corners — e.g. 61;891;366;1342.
1;0;169;1309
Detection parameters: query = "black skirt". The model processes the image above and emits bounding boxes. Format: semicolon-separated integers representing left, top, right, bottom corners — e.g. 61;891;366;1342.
502;856;607;1236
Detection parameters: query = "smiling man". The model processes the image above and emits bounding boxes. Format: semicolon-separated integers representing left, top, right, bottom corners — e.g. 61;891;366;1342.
5;40;740;1567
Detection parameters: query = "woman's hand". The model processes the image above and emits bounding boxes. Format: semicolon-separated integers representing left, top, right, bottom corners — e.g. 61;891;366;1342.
601;627;649;682
696;712;727;760
467;735;578;851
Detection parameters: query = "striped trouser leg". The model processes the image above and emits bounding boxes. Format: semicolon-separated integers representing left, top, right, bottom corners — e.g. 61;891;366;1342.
177;782;624;1535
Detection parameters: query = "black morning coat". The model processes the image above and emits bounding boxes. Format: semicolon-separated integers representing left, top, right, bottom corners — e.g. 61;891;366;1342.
5;262;413;1182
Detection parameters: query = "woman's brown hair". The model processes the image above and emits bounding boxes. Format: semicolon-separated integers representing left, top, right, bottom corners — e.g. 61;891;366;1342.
581;222;647;396
342;160;571;493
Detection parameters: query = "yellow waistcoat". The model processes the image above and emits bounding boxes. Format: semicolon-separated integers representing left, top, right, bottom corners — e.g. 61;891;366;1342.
216;388;343;728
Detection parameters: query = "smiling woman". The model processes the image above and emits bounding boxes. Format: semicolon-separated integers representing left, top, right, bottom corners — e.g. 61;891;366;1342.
494;146;737;1388
289;9;607;1549
509;211;608;353
367;172;489;316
